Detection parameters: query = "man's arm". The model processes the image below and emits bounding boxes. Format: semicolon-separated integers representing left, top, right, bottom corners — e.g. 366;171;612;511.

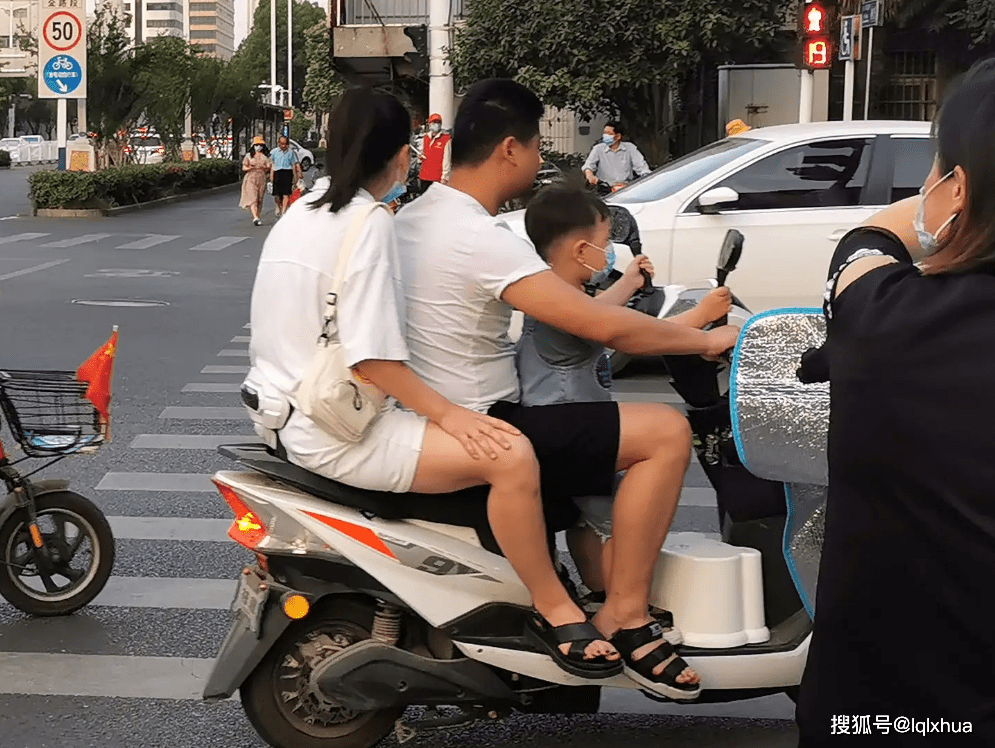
503;271;734;357
442;140;451;184
582;146;600;184
630;145;652;177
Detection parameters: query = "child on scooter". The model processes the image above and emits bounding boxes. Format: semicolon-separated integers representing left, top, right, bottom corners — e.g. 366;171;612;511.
517;183;731;628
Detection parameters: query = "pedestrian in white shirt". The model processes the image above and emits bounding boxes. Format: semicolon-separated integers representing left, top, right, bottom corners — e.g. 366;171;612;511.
394;79;739;700
245;87;620;680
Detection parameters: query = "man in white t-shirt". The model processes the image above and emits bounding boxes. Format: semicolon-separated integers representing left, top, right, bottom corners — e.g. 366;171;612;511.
394;79;739;700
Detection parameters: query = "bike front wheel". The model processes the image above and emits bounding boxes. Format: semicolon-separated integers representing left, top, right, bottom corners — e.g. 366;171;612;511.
0;490;115;615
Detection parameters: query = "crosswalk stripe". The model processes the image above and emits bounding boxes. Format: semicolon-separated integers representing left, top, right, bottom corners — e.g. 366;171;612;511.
201;364;249;374
0;258;70;282
116;234;181;250
160;406;246;420
0;232;49;244
130;434;249;449
182;382;242;393
230;335;250;343
107;516;230;541
92;576;235;609
217;349;250;357
39;233;113;247
0;652;221;700
188;236;248;251
95;472;215;492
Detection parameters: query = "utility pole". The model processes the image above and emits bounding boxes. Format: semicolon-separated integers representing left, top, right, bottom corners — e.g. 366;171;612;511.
428;0;453;127
287;0;293;119
270;0;277;106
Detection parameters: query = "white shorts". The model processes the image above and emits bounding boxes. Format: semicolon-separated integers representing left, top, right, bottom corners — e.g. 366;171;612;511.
573;495;614;538
277;405;428;493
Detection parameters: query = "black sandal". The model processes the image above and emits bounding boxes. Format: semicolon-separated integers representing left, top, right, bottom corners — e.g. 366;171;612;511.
579;591;683;645
525;615;624;679
610;621;701;700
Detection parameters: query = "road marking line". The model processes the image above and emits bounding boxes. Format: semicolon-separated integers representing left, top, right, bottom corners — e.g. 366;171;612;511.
188;236;248;251
0;652;225;700
0;258;70;281
201;365;249;374
95;472;215;492
182;383;242;393
130;434;253;449
116;234;181;250
91;576;236;610
107;516;231;542
0;232;49;244
217;349;250;357
230;335;250;343
160;406;246;420
40;233;113;248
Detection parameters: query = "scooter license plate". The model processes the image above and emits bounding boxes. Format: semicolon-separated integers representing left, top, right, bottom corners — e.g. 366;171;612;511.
231;571;267;636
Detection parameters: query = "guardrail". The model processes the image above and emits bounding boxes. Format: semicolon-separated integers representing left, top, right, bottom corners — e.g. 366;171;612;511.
2;142;60;166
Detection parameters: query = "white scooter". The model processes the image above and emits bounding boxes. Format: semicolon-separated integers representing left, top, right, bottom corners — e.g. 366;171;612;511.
202;233;811;748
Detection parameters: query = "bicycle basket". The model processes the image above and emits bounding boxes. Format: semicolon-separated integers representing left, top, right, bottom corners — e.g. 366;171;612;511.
0;370;105;457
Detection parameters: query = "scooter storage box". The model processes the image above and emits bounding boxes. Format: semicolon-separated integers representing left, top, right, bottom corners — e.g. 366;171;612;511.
651;532;769;648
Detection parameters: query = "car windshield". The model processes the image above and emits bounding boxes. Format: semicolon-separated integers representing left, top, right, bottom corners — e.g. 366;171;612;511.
609;137;769;205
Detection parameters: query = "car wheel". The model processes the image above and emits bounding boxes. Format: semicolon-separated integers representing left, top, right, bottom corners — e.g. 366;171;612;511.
301;157;312;172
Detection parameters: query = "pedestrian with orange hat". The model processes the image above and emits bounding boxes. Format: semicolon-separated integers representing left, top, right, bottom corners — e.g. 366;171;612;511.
241;135;272;226
417;113;451;192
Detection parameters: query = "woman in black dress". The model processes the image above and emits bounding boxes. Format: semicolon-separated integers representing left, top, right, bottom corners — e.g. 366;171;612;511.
796;58;995;745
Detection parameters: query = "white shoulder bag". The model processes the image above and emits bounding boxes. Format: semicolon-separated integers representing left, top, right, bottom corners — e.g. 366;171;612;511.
295;201;391;442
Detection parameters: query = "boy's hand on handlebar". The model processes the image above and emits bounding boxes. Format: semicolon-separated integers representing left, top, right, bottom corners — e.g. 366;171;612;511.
438;406;522;460
622;255;654;289
702;325;740;360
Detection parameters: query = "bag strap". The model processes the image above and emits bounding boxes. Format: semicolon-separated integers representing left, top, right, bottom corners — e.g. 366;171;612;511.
320;201;389;335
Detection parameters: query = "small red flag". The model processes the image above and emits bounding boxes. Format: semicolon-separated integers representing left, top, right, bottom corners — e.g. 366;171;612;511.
76;327;118;434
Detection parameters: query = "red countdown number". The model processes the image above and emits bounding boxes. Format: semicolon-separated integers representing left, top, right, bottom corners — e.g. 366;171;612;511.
804;38;831;68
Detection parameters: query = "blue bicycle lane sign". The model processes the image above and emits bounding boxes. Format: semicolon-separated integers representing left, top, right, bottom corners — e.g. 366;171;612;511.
43;55;83;95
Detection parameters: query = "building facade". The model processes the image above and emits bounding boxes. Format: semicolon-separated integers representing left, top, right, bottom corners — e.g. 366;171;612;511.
0;0;41;77
189;0;235;59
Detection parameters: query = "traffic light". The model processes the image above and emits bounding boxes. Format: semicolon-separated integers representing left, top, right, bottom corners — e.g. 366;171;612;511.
403;25;428;74
799;1;833;70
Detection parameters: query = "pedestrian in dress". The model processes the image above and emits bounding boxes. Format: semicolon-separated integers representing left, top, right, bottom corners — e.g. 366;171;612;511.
241;135;272;226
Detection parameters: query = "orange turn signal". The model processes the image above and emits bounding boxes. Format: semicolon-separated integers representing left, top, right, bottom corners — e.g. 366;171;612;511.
282;593;310;620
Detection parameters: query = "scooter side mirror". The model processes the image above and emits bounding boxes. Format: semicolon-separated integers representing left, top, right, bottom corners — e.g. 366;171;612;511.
717;229;744;277
697;186;739;214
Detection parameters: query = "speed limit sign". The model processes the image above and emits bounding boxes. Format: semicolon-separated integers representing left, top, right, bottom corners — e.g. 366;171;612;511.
38;3;87;99
43;12;83;53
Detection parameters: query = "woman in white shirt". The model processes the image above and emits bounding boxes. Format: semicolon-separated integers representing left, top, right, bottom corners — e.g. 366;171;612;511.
246;88;620;679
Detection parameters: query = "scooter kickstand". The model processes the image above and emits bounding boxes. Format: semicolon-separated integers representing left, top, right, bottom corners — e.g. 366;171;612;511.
394;719;417;744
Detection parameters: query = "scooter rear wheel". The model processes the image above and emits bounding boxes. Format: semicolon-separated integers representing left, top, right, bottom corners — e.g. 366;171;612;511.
241;599;404;748
0;491;115;616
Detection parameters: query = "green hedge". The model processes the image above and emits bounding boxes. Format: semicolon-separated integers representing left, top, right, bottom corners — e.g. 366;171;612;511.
0;150;10;169
29;159;241;210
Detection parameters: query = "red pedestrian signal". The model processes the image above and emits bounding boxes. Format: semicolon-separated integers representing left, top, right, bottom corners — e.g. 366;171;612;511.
799;2;833;70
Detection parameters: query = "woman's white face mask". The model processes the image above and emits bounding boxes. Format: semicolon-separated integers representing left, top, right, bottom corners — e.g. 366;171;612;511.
913;170;958;256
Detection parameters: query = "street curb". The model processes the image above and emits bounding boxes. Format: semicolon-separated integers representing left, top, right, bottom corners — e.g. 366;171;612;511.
34;181;242;218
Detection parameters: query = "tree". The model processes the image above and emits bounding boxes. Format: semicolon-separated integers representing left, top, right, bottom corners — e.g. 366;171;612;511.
302;20;343;126
233;0;326;108
86;7;144;162
133;36;196;156
450;0;789;163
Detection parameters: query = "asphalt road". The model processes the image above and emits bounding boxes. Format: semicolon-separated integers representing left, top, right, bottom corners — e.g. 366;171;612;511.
0;188;799;748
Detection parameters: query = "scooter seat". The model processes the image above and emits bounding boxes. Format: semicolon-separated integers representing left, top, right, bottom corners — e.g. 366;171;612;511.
218;442;572;554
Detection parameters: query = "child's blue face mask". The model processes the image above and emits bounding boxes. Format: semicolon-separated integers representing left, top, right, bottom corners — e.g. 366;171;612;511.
582;241;615;285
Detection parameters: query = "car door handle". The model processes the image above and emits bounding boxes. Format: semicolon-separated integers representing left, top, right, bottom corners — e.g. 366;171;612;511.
828;229;849;241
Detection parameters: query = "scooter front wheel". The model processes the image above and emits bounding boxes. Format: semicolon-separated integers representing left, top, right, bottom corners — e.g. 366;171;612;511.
0;491;115;616
241;599;404;748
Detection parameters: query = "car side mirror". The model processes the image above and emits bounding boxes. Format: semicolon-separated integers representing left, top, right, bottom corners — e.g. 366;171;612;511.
697;186;739;214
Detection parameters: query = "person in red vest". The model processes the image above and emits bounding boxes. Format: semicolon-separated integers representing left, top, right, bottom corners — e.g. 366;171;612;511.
418;113;451;192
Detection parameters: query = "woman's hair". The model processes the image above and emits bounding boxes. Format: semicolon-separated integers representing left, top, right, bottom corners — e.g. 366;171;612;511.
311;87;411;213
922;57;995;274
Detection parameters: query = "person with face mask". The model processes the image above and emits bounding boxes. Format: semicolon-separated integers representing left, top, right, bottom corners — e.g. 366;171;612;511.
582;121;651;192
794;57;995;746
417;113;452;192
240;135;272;226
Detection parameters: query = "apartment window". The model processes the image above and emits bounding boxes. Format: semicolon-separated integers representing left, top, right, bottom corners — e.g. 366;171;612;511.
877;51;937;121
147;2;184;11
194;43;215;53
147;19;183;29
190;2;217;11
13;7;28;17
190;29;215;38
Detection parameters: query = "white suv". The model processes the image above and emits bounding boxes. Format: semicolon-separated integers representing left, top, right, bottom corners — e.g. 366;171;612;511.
506;120;933;312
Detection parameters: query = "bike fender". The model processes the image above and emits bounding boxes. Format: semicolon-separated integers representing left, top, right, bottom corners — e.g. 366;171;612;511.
0;479;72;528
203;599;294;700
